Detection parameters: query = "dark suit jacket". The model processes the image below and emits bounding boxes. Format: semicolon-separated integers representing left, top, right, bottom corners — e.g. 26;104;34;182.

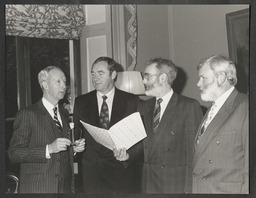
8;99;74;193
128;92;203;193
73;88;140;193
192;89;249;194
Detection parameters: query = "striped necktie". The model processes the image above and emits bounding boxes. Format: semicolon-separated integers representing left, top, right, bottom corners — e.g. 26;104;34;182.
153;98;163;133
99;95;109;129
53;107;62;133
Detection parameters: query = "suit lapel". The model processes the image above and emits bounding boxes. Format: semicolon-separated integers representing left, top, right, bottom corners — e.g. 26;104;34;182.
194;106;212;148
59;106;70;139
82;90;100;127
148;93;178;160
143;98;156;159
110;89;127;127
59;106;75;167
37;100;58;141
193;89;239;167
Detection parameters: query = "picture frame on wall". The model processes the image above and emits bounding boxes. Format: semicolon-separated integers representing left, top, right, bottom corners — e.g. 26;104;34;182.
226;8;249;94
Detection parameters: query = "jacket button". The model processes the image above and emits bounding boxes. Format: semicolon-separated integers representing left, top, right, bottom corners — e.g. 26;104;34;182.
170;131;175;135
161;165;165;168
209;160;213;164
216;141;220;145
146;163;150;166
202;177;206;181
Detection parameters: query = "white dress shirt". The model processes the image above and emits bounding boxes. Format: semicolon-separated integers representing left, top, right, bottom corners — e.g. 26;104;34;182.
156;89;174;121
42;97;63;126
210;86;235;121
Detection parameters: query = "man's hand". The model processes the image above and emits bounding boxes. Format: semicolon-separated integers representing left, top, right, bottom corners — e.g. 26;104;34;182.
113;148;129;161
73;138;85;152
48;138;71;154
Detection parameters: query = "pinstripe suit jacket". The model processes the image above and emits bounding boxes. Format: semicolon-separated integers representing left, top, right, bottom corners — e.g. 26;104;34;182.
129;93;203;193
8;99;75;193
192;89;249;194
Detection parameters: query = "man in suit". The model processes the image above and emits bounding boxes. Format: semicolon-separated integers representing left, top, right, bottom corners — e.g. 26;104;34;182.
114;58;203;193
73;57;141;193
8;66;85;193
192;55;249;194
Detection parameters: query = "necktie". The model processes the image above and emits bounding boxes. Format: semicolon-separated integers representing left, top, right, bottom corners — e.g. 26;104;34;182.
196;102;216;145
53;107;63;133
99;95;109;129
153;98;163;133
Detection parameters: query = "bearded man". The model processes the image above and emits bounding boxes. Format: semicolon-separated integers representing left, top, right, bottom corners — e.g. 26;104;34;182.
192;55;248;194
114;58;203;193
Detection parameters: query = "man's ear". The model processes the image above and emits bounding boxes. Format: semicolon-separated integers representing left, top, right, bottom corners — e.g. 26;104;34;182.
160;73;167;83
111;71;117;80
217;71;226;85
42;81;48;89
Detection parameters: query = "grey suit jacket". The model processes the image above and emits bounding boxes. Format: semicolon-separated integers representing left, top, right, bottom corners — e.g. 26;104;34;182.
192;89;249;194
8;99;74;193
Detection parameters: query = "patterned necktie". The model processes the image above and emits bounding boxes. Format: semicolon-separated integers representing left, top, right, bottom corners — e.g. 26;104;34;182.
196;102;216;145
53;107;62;133
153;98;163;133
99;95;109;129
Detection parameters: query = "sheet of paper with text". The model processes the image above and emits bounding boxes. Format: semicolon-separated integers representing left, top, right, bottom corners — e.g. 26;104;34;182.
80;112;147;150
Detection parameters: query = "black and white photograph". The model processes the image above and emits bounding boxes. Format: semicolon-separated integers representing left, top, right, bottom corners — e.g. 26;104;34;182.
1;1;256;197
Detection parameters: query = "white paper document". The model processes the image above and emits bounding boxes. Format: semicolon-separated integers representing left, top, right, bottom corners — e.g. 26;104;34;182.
80;112;147;150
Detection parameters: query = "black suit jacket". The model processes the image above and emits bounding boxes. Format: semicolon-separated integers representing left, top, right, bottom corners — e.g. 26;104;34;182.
73;88;140;192
8;99;74;193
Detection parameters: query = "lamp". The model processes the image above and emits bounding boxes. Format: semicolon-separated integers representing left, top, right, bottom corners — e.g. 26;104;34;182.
115;71;145;95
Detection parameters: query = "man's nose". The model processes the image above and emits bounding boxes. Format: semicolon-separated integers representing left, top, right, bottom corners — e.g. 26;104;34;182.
62;82;66;89
142;78;147;84
92;74;100;81
197;79;202;88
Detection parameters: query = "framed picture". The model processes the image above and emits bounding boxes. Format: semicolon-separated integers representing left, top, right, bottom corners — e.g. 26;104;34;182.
226;8;249;94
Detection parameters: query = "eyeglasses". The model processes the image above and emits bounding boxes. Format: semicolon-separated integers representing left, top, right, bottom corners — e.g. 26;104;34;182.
142;73;163;81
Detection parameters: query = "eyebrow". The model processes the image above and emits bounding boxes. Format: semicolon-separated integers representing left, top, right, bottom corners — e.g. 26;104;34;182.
92;69;105;73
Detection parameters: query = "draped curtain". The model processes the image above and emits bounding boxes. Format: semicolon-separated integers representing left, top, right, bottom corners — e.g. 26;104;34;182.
124;5;137;70
5;5;85;39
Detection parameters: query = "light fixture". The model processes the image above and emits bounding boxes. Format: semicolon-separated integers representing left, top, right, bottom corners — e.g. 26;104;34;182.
115;71;145;95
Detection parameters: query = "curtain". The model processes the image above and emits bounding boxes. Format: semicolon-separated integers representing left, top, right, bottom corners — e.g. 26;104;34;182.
124;5;137;70
5;5;85;39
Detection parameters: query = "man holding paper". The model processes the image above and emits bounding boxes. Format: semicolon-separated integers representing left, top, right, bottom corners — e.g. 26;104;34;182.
114;58;203;193
73;57;141;193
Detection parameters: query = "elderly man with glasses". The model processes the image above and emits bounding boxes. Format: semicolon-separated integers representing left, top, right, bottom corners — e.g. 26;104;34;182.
114;58;203;193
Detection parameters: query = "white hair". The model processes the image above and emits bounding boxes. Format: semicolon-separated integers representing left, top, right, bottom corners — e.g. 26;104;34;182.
197;54;237;86
38;66;61;90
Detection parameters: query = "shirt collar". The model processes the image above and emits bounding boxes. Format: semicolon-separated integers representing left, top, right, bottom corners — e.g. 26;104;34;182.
97;87;115;99
42;97;59;114
214;86;235;107
156;89;174;103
